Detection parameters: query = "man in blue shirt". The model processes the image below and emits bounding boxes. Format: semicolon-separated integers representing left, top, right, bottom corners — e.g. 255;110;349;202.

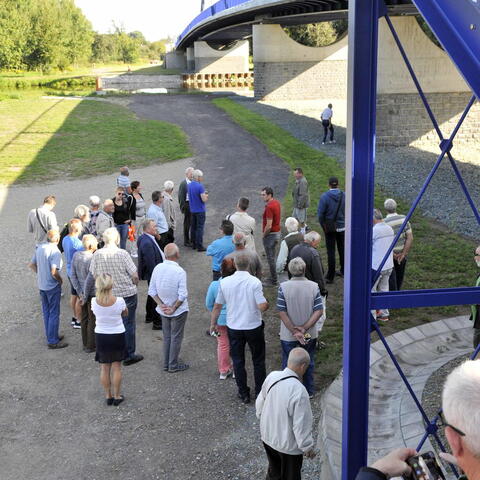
147;190;169;250
187;169;208;252
206;220;235;280
29;229;67;349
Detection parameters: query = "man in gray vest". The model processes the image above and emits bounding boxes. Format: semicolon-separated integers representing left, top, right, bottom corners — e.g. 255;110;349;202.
292;168;310;233
276;257;323;398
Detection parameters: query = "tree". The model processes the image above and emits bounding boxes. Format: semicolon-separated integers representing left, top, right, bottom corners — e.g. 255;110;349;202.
285;20;347;47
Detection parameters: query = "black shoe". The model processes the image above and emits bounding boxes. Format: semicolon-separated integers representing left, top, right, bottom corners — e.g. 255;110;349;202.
196;246;206;252
184;241;192;247
83;347;95;353
326;279;334;284
145;318;153;323
113;395;125;406
123;354;144;366
237;388;251;404
152;324;162;330
58;334;64;341
48;341;68;349
106;397;114;406
191;244;197;250
168;363;190;373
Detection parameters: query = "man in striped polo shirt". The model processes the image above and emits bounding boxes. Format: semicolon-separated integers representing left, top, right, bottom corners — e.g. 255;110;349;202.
383;199;414;291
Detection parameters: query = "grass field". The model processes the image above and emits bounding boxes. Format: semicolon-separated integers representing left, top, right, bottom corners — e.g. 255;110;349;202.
0;95;191;185
213;97;476;389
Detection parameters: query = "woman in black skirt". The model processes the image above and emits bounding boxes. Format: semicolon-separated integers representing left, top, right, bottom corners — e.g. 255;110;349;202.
91;273;128;406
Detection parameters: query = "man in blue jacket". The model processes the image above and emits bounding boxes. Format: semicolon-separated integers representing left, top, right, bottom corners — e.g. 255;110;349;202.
206;220;235;280
138;219;165;330
317;176;345;284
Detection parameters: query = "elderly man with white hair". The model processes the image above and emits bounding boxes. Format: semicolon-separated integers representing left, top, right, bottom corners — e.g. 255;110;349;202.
256;347;316;479
276;257;323;398
276;217;303;276
88;195;101;238
356;359;480;480
162;180;176;244
383;198;413;291
87;227;143;366
178;167;194;247
148;243;189;373
96;199;115;244
290;231;328;297
187;169;208;251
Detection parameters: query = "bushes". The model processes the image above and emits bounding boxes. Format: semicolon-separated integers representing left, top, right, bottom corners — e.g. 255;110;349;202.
0;75;95;91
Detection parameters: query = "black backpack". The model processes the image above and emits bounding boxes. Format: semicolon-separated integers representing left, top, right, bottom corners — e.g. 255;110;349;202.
58;223;69;253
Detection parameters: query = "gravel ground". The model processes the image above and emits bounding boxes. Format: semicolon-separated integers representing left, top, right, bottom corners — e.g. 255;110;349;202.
234;97;480;239
0;94;323;480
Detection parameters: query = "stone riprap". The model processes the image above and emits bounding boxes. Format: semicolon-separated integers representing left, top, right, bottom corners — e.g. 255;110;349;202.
100;74;183;91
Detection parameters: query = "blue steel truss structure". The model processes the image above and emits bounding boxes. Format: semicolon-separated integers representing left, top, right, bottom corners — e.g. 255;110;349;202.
344;1;480;480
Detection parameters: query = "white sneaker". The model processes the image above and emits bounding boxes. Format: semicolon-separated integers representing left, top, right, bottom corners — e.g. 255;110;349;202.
131;252;138;258
321;141;325;145
219;369;233;380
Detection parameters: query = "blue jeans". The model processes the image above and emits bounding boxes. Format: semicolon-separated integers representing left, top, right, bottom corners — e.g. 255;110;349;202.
263;232;280;283
123;294;138;359
39;284;61;345
190;212;206;249
281;339;317;396
116;224;129;250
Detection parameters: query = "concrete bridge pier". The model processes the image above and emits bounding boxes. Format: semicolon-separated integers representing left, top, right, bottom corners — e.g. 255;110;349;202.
193;40;249;74
186;47;195;71
165;50;187;70
253;17;478;149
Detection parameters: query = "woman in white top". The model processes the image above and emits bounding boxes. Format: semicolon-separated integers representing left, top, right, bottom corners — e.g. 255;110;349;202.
91;273;128;406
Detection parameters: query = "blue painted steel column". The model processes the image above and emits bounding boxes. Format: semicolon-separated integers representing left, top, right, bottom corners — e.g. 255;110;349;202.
342;0;380;478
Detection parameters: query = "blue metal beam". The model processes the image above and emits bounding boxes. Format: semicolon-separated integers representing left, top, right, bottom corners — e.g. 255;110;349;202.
342;0;380;478
412;0;480;99
371;286;480;309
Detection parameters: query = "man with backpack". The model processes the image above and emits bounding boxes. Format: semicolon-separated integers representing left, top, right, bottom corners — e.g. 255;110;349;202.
317;176;345;284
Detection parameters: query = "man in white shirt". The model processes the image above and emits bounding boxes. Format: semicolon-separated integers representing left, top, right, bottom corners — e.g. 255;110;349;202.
27;195;58;246
256;348;316;480
210;253;269;403
320;103;335;145
227;197;256;252
372;208;395;321
148;243;189;373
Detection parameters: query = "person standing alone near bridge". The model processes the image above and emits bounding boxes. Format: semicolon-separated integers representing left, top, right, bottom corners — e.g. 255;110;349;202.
321;103;335;145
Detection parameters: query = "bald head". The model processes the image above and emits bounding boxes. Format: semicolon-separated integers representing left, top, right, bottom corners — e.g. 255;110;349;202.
287;348;310;370
233;232;246;247
164;243;179;260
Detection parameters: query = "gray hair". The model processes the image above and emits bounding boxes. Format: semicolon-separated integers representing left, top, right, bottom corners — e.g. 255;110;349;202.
304;231;321;245
234;253;250;271
185;167;194;175
164;180;174;192
285;217;299;233
103;199;113;209
373;208;383;220
142;218;156;231
74;204;90;222
89;195;101;208
443;360;480;456
288;257;306;277
287;348;310;369
233;232;246;247
102;227;120;246
384;198;397;214
164;243;179;259
193;169;203;180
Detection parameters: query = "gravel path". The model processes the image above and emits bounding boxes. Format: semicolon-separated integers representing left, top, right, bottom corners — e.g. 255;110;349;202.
234;97;480;239
0;94;326;480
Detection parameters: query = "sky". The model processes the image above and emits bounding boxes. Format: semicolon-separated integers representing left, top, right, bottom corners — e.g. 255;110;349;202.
74;0;217;42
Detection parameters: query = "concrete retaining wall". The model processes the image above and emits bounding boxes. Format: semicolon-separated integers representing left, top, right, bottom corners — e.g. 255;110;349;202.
101;74;183;90
165;51;187;70
194;40;249;74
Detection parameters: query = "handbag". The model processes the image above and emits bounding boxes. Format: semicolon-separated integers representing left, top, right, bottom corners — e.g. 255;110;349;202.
128;224;136;242
323;192;343;234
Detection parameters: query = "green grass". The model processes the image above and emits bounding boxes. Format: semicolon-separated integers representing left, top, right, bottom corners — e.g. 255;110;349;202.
213;97;476;390
0;95;191;185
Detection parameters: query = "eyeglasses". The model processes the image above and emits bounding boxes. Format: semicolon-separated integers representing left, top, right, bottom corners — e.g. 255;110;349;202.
438;412;466;437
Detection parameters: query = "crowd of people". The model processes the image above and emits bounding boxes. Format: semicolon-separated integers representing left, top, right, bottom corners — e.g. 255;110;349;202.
28;163;480;480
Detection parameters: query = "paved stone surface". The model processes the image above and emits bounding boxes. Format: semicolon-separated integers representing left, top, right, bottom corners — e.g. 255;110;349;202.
319;316;472;480
0;94;328;480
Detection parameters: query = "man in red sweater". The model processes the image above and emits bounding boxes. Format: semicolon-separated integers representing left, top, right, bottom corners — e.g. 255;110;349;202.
261;186;281;286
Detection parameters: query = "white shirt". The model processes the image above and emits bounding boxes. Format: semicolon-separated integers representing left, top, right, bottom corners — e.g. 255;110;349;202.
321;107;333;121
148;260;189;317
372;221;394;271
276;231;299;273
256;368;314;455
185;178;191;202
227;211;256;252
92;297;126;334
215;271;266;330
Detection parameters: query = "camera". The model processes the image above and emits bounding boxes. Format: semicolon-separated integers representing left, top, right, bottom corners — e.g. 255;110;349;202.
403;452;446;480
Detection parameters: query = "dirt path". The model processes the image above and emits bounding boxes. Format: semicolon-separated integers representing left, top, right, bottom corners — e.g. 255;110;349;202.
0;94;317;480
